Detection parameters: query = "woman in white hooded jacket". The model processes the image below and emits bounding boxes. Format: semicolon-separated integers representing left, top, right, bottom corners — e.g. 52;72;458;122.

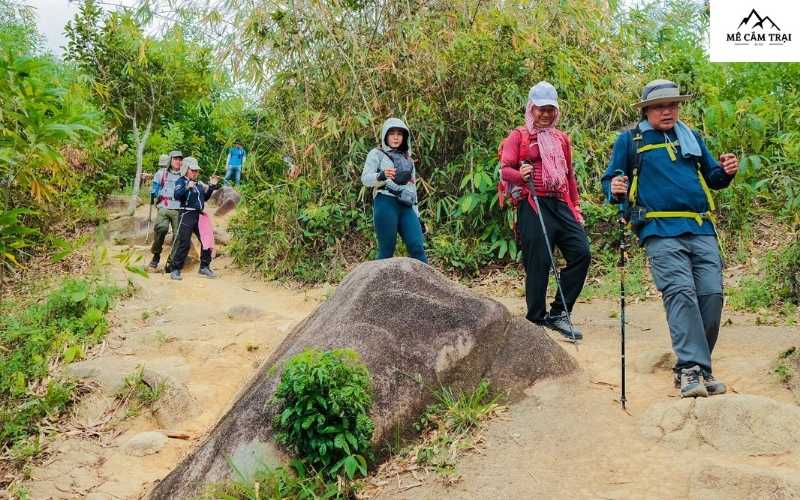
361;117;428;263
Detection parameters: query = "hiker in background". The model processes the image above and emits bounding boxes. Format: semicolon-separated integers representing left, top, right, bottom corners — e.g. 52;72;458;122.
500;81;590;341
361;118;428;263
148;150;183;271
224;141;246;186
603;79;738;398
169;157;221;280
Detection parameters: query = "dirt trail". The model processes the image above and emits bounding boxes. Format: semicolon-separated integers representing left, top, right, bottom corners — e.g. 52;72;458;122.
20;203;800;500
378;298;800;500
22;204;326;499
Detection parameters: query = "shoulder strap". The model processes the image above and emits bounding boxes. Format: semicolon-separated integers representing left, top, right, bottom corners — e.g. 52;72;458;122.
376;149;395;172
515;127;531;164
628;125;643;205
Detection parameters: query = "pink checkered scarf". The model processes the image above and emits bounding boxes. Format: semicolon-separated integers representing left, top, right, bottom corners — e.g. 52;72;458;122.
524;102;568;190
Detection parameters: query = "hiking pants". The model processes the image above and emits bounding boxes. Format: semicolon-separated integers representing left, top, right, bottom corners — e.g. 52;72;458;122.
151;207;180;256
518;197;591;322
644;235;724;375
170;210;212;271
373;193;428;263
224;166;241;186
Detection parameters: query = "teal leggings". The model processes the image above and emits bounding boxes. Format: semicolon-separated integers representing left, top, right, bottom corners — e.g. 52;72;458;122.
373;193;427;263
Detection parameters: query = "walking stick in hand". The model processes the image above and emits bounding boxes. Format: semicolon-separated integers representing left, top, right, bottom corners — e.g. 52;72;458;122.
614;169;628;410
145;194;154;244
523;163;579;349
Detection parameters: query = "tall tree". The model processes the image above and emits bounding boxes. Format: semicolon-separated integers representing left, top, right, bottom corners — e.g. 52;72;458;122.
65;0;214;214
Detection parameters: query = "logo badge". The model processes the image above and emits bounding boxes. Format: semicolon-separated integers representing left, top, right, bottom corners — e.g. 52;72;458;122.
710;0;800;62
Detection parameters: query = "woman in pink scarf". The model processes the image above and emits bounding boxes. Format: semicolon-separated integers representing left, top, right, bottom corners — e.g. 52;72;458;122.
500;81;590;340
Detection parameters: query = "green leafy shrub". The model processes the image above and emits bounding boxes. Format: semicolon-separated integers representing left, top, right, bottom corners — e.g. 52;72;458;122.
772;347;798;384
272;349;374;480
205;459;345;500
729;238;800;310
0;277;119;453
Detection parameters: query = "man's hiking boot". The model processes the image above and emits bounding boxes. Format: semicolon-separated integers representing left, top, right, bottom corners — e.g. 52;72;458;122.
170;270;182;281
680;365;708;398
147;254;160;270
198;267;217;279
544;311;583;341
703;372;727;396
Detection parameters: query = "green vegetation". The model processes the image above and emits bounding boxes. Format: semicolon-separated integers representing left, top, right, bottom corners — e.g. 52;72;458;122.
204;460;346;500
0;278;120;459
2;0;798;313
729;238;800;313
272;349;374;481
0;0;252;289
772;347;798;384
205;348;375;499
409;379;504;476
115;366;167;419
130;0;798;300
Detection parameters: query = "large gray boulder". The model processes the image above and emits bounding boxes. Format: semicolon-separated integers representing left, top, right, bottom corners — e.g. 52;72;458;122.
150;258;578;498
209;186;241;217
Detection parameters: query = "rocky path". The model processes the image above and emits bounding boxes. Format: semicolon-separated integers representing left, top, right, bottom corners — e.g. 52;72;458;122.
19;202;800;499
376;299;800;500
22;203;326;499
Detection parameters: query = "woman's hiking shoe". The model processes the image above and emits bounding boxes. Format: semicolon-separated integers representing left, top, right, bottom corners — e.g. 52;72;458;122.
170;270;182;281
680;366;708;398
198;267;217;279
544;311;583;341
703;373;727;396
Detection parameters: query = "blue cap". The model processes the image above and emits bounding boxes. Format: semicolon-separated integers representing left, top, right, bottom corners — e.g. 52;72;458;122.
528;81;559;108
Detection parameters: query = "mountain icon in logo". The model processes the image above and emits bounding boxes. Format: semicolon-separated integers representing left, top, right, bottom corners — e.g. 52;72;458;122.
737;9;781;31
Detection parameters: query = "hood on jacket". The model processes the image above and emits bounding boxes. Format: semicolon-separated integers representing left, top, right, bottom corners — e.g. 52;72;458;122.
380;117;410;152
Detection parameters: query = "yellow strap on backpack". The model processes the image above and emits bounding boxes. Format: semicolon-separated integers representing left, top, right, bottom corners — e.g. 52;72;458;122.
637;142;677;161
631;142;716;214
644;210;708;226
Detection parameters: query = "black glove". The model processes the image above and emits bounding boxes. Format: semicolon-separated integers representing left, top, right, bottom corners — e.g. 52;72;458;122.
377;171;387;181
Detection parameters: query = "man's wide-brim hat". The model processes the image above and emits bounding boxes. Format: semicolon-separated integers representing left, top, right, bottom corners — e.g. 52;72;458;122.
636;79;692;108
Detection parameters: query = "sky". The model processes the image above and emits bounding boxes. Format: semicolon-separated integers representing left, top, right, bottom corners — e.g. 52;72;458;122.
26;0;137;55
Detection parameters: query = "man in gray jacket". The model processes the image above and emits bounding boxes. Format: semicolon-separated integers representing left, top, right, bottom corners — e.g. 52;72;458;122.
148;150;183;270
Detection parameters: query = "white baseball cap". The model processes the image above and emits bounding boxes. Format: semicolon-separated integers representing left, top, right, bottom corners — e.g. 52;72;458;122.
528;81;559;108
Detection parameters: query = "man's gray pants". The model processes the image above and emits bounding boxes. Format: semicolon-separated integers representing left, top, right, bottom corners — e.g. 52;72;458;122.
644;235;724;374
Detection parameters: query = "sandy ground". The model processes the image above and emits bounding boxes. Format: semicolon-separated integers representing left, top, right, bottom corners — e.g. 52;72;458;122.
375;298;800;500
17;204;800;500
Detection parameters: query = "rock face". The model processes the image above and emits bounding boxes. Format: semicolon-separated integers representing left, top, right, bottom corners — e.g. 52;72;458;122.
640;394;800;454
225;305;265;322
209;186;241;217
106;215;152;246
690;463;800;500
64;358;200;427
124;431;168;457
103;194;139;215
150;258;578;499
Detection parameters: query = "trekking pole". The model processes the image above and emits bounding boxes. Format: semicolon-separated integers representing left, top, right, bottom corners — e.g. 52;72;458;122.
525;172;579;348
145;197;153;244
614;169;628;410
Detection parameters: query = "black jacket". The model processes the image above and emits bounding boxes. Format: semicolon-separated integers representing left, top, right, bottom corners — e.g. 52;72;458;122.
174;177;218;211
